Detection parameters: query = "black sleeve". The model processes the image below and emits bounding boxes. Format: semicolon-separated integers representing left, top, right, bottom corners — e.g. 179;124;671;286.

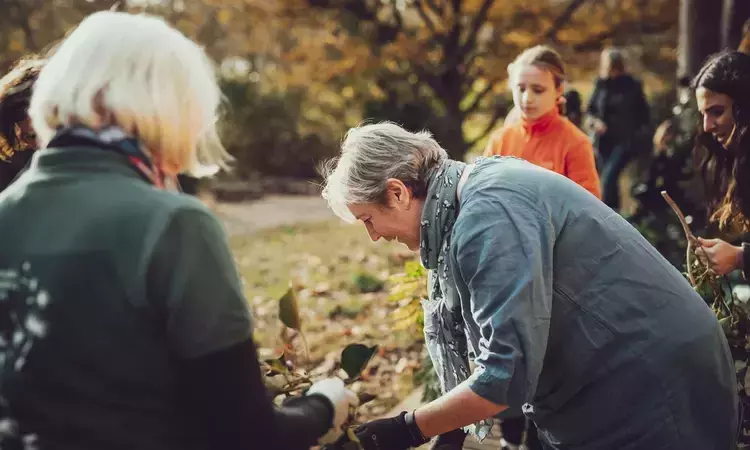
586;79;602;118
743;243;750;281
634;80;651;127
176;338;334;450
147;208;333;449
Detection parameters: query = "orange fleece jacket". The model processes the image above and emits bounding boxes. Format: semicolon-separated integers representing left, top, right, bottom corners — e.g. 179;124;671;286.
484;109;602;199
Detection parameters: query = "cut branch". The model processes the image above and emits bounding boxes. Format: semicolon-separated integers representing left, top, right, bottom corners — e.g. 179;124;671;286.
661;191;699;285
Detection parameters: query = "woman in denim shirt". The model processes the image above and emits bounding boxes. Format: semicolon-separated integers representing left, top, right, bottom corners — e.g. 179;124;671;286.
322;122;737;450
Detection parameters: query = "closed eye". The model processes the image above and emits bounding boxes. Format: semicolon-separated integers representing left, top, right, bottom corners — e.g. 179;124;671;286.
704;105;725;118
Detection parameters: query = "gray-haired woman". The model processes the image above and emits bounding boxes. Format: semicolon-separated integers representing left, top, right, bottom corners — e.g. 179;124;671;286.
322;122;737;450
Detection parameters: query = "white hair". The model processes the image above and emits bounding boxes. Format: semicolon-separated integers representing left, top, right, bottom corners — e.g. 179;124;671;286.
28;11;230;176
321;121;448;221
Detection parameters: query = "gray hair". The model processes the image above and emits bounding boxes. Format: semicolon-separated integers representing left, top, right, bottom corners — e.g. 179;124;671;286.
321;121;448;221
600;47;626;74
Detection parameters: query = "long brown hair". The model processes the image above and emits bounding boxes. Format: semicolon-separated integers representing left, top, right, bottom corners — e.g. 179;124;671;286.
0;57;44;160
692;50;750;231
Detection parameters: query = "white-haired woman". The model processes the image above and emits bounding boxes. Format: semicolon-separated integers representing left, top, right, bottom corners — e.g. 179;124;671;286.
0;11;356;450
322;122;737;450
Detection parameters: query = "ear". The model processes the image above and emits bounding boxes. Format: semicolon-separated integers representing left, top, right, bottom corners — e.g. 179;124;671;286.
385;178;412;208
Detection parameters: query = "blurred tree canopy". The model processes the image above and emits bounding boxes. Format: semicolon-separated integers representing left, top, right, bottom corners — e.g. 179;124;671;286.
0;0;683;176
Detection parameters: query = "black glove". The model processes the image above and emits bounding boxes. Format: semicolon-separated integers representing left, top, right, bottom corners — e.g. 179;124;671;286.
428;428;467;449
353;411;429;450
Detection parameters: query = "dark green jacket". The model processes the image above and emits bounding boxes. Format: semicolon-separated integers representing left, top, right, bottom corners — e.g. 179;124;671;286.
0;146;253;450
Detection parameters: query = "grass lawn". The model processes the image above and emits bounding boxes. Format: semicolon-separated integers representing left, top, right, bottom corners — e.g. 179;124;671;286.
229;219;426;418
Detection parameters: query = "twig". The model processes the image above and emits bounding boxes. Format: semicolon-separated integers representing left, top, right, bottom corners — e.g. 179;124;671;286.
661;191;698;285
277;381;313;396
300;331;311;371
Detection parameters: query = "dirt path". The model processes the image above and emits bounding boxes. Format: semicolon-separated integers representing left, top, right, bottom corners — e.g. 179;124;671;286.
206;194;335;236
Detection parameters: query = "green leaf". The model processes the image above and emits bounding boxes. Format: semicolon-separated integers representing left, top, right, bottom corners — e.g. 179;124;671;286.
264;353;290;376
351;272;384;293
341;344;378;380
279;287;302;330
404;260;425;278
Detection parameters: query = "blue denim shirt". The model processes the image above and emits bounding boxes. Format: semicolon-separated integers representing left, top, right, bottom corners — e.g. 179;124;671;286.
449;157;737;449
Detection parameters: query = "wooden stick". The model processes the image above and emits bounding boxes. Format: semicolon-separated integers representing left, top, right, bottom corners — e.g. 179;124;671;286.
661;191;698;285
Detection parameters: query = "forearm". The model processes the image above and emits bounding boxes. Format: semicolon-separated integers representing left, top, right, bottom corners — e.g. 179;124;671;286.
741;243;748;277
413;379;507;438
178;339;331;450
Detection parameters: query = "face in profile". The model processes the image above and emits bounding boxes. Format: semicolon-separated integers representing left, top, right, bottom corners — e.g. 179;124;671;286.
347;179;424;251
696;86;735;148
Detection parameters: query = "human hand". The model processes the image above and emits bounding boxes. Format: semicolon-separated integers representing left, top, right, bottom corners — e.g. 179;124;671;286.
592;118;607;135
696;237;744;275
428;428;467;449
352;411;428;450
307;378;359;444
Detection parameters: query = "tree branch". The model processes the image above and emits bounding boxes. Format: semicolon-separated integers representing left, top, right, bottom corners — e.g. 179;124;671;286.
424;0;446;18
450;0;462;26
391;2;404;29
414;0;438;34
462;77;501;115
572;20;675;52
468;105;507;147
459;0;496;57
543;0;589;42
463;49;491;81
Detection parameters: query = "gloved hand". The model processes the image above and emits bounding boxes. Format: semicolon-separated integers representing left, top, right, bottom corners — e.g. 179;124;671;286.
306;378;359;444
352;411;429;450
428;428;467;449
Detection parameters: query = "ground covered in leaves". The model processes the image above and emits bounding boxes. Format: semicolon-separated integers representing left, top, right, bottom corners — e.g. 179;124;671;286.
229;219;427;420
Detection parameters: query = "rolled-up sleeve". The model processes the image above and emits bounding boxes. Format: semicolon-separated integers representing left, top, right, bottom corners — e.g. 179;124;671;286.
450;195;554;408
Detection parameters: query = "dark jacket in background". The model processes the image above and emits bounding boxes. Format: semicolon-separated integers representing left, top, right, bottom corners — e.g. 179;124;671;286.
587;74;651;155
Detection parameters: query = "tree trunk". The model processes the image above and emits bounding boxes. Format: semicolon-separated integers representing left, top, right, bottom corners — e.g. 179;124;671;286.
678;0;723;80
722;0;750;49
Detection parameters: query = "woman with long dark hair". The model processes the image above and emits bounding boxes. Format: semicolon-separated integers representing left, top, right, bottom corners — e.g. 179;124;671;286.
0;57;44;191
691;50;750;275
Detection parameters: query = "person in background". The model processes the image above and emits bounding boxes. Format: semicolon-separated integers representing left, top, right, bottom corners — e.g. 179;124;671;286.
586;47;651;211
562;88;583;128
0;57;44;192
739;18;750;54
689;49;750;449
0;11;357;450
321;122;737;450
691;51;750;276
484;45;600;199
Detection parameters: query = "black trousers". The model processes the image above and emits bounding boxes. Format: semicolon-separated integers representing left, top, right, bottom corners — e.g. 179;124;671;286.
500;415;543;449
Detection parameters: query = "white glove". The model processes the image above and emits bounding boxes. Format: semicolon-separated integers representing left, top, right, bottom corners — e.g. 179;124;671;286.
306;377;359;444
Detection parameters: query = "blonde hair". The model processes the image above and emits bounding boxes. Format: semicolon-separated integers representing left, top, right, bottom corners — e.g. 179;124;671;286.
28;11;230;177
507;45;566;87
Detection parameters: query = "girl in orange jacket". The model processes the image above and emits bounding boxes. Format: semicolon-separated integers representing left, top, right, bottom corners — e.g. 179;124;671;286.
484;46;601;199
